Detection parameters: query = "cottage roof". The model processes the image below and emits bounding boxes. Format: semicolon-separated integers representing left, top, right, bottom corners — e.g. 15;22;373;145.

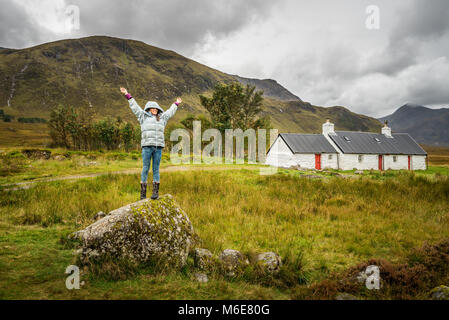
329;131;427;155
278;133;338;154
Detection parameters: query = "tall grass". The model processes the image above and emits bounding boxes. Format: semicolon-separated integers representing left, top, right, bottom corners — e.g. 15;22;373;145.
1;169;448;284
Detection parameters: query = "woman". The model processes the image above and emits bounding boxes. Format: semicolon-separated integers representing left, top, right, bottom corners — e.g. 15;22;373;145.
120;87;182;200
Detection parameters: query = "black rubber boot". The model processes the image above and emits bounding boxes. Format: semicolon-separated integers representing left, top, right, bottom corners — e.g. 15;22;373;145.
140;182;147;200
151;182;160;200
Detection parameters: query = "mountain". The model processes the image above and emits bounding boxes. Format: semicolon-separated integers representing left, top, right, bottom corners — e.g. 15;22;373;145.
231;75;302;102
0;36;381;134
379;103;449;146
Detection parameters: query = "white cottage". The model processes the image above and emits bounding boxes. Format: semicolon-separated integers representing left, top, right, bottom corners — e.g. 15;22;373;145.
265;133;339;170
266;120;428;171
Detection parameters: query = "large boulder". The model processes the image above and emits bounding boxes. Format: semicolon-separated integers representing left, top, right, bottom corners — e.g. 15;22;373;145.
74;194;196;267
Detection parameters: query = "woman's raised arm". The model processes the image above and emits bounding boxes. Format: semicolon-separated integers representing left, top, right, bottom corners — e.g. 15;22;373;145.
120;87;145;123
161;97;182;122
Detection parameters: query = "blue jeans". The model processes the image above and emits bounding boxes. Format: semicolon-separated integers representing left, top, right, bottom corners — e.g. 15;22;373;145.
141;146;163;183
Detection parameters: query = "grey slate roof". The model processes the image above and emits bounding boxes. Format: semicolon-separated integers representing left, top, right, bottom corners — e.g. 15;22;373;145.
329;131;427;155
279;133;338;154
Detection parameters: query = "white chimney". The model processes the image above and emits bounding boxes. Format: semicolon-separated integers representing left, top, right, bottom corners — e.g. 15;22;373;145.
322;119;335;136
382;122;392;138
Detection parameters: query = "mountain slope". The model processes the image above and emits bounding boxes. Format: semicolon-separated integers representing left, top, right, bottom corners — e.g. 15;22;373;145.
379;103;449;146
231;75;302;102
0;36;381;133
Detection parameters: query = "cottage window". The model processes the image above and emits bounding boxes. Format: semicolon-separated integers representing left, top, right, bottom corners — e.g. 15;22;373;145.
393;156;397;162
358;155;363;163
328;154;333;160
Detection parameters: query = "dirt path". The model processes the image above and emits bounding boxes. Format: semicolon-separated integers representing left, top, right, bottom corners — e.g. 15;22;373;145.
0;165;265;191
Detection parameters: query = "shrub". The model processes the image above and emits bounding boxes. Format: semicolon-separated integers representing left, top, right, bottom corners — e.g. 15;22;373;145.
0;152;28;176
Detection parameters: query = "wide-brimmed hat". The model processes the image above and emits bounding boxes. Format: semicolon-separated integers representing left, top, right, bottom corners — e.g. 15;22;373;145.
144;101;164;113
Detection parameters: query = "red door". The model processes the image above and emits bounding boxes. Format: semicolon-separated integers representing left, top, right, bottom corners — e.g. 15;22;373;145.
378;155;383;171
315;154;321;170
408;156;411;170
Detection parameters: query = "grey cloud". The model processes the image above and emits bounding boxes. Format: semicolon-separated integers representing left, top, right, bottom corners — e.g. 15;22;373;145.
70;0;275;56
0;0;47;48
368;0;449;76
391;0;449;42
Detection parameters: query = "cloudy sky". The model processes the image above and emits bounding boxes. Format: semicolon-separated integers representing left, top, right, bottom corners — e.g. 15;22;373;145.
1;0;448;117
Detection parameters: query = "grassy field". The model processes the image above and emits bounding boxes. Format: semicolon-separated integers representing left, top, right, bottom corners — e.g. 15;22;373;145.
0;122;51;147
423;145;449;167
0;151;448;299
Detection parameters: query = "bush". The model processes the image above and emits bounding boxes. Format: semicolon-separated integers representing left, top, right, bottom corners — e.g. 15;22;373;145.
3;114;13;122
48;105;141;151
0;152;28;176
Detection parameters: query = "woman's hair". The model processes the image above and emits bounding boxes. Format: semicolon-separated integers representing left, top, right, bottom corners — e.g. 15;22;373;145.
156;114;160;122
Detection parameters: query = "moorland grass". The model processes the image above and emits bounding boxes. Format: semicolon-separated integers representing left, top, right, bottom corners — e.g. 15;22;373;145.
0;166;448;299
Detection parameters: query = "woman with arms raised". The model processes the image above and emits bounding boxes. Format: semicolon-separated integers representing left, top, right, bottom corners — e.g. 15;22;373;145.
120;87;182;200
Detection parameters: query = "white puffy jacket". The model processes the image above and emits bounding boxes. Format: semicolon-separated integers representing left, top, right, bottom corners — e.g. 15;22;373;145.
128;98;178;148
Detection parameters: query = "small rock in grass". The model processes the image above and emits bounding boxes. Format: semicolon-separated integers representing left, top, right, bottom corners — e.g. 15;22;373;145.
54;155;66;161
73;248;83;256
194;273;209;283
93;211;106;220
335;293;358;300
254;252;282;274
193;248;214;271
219;249;249;277
429;285;449;300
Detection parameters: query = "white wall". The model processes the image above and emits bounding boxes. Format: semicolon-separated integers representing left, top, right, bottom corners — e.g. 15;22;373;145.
339;154;379;171
266;137;338;169
412;155;427;170
339;154;426;171
384;155;409;170
265;137;294;167
291;154;315;169
321;153;339;169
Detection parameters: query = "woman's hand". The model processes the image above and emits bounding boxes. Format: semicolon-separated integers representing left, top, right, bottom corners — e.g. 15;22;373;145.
120;87;128;95
176;97;182;104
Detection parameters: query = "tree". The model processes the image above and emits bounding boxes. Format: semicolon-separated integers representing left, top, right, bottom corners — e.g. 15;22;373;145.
95;117;121;150
199;82;264;131
120;122;135;152
48;105;72;148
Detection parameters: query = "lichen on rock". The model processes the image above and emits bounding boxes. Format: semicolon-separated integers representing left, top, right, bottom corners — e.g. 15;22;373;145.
193;248;215;271
429;285;449;300
219;249;250;277
254;252;282;274
74;194;197;268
